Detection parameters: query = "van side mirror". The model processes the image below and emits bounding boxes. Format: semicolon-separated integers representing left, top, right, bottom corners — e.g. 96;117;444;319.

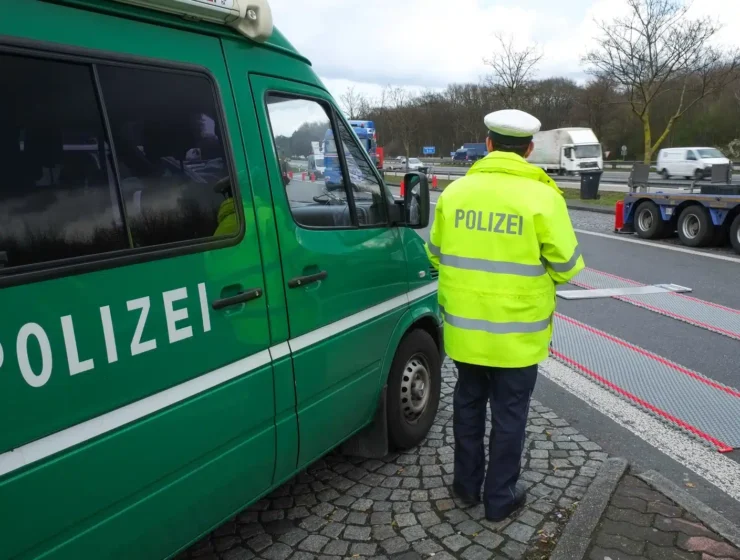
403;172;430;229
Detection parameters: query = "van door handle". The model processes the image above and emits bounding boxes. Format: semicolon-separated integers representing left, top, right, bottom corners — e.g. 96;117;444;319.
288;270;327;289
211;288;263;310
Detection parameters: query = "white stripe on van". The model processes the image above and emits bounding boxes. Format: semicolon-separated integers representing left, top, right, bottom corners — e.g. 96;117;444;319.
270;343;291;361
0;282;438;479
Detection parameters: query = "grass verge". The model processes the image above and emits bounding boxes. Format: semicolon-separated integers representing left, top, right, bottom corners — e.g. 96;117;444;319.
425;179;622;208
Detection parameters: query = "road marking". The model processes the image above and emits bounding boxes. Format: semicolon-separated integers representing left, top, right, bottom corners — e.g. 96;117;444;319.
557;284;692;300
540;358;740;502
574;229;740;263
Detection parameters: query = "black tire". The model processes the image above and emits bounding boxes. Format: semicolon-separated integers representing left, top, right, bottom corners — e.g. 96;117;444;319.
633;201;667;239
660;169;670;179
386;329;441;449
693;168;704;181
730;214;740;255
677;205;714;247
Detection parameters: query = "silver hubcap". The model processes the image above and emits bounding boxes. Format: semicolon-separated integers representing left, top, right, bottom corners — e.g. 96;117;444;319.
400;354;431;423
682;215;700;239
638;209;653;231
736;226;740;246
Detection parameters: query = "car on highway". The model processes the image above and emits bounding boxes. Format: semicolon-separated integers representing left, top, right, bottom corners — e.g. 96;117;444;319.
657;147;731;181
0;1;443;559
388;156;430;174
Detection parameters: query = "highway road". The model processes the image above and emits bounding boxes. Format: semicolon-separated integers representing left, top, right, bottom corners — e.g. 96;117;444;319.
288;157;738;188
389;184;740;521
397;164;740;186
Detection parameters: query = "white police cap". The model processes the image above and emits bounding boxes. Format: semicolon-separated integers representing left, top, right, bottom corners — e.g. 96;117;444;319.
484;109;541;138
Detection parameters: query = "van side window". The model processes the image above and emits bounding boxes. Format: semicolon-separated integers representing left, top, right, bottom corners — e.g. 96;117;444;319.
265;95;353;228
687;151;697;161
97;65;234;245
0;53;129;271
335;117;388;226
0;52;236;278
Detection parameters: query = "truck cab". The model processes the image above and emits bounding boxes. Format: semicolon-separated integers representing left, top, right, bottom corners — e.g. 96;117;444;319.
561;142;603;174
528;127;603;175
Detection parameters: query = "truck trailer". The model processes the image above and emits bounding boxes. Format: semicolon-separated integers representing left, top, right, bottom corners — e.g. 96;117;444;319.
527;127;603;175
623;189;740;254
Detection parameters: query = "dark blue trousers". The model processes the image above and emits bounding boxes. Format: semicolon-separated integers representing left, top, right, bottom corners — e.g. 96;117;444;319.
453;361;538;518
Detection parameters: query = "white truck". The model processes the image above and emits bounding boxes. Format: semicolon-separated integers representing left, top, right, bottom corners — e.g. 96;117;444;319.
527;127;603;175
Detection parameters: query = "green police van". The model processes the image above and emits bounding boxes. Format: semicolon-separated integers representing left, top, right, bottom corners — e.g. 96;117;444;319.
0;1;442;558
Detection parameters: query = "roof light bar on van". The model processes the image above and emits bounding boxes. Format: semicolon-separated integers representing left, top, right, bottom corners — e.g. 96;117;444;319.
111;0;273;42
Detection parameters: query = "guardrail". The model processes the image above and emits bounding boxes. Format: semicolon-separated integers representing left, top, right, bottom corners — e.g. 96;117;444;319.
387;158;740;170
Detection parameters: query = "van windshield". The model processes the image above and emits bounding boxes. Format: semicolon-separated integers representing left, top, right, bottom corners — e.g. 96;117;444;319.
574;144;602;158
697;148;724;159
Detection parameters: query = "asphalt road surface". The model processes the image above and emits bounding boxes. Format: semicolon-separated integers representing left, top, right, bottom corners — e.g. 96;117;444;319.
408;164;740;187
404;185;740;522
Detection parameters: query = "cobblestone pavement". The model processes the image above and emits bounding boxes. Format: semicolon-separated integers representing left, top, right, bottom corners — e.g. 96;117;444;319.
179;359;607;560
587;475;740;560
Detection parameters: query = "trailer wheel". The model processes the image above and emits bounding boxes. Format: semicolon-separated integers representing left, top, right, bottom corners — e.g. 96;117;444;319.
634;201;667;239
730;214;740;255
677;205;714;247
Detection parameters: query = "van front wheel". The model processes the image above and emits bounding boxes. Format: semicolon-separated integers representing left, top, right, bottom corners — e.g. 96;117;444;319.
386;329;441;449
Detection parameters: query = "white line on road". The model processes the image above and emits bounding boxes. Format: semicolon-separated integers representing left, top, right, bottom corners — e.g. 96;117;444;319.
540;358;740;503
574;229;740;263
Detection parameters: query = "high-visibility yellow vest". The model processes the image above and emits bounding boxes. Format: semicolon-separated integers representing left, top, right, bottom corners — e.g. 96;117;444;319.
425;151;585;368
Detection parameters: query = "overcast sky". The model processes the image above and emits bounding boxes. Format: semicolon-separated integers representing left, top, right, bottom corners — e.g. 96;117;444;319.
270;0;740;105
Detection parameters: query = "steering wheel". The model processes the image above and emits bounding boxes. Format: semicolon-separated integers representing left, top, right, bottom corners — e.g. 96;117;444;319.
313;192;344;205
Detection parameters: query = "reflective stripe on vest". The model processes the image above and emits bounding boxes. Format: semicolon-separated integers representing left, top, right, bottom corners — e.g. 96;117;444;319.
441;306;551;334
542;245;583;273
440;254;545;277
428;241;546;277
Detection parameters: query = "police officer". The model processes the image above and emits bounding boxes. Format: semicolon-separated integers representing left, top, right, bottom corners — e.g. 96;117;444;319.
425;109;584;521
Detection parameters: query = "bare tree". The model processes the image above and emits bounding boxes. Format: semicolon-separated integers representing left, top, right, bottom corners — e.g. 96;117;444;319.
576;76;621;142
339;86;368;120
385;86;421;165
584;0;740;163
483;33;543;109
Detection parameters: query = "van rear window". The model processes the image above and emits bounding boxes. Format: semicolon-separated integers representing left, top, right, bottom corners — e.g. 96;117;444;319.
0;51;235;278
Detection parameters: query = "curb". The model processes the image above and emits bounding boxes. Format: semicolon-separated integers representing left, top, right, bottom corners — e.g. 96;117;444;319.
549;457;629;560
638;470;740;548
565;202;615;215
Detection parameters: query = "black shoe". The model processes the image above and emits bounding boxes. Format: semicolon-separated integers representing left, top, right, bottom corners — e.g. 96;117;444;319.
452;483;481;507
485;484;527;522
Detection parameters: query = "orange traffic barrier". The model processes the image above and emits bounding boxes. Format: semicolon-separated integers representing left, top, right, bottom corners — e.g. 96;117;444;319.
301;172;306;181
432;175;438;190
400;180;405;197
310;173;315;182
614;200;624;232
289;171;293;179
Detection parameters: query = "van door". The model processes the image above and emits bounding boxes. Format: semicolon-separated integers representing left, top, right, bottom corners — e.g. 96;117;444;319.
0;13;275;558
248;74;409;468
686;149;698;178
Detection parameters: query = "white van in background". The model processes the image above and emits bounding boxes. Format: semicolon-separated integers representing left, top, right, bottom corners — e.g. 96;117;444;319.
657;147;730;180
